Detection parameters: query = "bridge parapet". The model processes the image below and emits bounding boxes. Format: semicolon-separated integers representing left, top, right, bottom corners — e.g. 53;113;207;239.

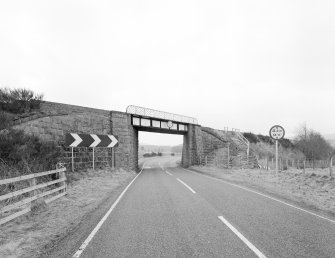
126;105;198;125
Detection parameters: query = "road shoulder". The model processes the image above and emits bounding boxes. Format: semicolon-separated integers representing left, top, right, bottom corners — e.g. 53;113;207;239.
0;168;137;258
188;166;335;220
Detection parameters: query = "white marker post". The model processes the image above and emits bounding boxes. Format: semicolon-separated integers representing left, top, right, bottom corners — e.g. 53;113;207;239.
269;125;285;177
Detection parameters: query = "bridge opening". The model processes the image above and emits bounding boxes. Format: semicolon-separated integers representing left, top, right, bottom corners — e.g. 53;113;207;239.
126;105;199;170
138;131;183;169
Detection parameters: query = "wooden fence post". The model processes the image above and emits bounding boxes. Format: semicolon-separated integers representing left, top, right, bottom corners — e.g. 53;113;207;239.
266;157;269;171
59;169;67;194
30;177;36;197
303;160;306;174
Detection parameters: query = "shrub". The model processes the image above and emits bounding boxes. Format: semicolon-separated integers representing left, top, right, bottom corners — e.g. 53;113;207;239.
0;112;14;130
257;134;274;145
243;132;259;144
0;129;60;174
143;152;158;158
279;138;294;149
0;87;43;114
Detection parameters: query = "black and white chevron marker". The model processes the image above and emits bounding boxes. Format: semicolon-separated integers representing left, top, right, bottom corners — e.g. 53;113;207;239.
65;133;118;148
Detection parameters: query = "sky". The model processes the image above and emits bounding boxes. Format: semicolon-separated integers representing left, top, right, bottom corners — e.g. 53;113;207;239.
0;0;334;145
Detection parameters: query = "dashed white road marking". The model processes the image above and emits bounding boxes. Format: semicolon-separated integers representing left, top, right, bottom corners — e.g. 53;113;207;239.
72;164;145;258
176;178;196;194
165;170;172;176
218;216;267;258
183;168;335;224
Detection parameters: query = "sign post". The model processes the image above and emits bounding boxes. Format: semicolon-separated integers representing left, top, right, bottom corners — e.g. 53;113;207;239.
269;125;285;177
65;133;118;171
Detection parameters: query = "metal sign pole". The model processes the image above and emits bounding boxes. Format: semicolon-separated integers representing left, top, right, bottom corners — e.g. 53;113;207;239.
71;147;74;172
112;148;115;169
269;125;285;179
93;147;95;171
275;140;278;177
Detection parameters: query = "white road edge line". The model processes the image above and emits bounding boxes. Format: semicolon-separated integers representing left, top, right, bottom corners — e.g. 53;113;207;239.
218;216;267;258
72;163;145;258
165;170;172;176
183;168;335;224
176;178;196;194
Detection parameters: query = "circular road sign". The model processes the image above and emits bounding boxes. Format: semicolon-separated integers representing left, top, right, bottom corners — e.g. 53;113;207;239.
167;121;173;128
269;125;285;140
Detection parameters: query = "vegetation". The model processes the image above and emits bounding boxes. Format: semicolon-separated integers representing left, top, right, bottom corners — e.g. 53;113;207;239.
244;125;334;170
143;152;163;158
0;88;43;114
294;124;334;161
0;87;60;178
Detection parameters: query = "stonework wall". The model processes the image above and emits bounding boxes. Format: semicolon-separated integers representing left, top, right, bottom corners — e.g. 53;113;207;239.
201;129;227;157
13;101;111;143
11;101;211;171
110;111;138;171
182;125;203;167
12;101;131;171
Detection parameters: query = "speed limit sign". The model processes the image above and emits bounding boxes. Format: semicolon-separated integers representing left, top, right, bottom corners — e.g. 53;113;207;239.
269;125;285;140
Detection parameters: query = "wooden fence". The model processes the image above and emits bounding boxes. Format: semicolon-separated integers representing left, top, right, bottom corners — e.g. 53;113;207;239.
0;167;67;225
259;157;333;176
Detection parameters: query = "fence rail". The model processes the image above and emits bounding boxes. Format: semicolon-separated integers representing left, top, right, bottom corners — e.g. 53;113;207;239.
259;157;333;176
0;167;67;225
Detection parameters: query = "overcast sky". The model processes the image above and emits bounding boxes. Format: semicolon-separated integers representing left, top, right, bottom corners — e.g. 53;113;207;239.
1;0;334;145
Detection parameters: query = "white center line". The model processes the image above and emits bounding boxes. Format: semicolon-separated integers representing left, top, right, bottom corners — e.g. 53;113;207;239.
72;164;145;258
165;170;172;176
176;178;196;194
218;216;267;258
183;168;335;224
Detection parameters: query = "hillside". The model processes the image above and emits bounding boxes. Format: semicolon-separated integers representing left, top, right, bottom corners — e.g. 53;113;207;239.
243;132;304;168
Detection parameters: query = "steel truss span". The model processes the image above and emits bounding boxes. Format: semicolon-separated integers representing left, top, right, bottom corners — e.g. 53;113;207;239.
126;105;198;125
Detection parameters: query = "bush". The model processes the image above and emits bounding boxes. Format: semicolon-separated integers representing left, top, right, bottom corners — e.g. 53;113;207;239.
257;134;274;145
143;152;158;158
0;87;43;114
279;138;294;149
243;132;259;144
0;112;15;130
0;129;60;174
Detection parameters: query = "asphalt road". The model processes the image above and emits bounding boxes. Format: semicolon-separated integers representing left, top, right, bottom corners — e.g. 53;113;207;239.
67;157;335;257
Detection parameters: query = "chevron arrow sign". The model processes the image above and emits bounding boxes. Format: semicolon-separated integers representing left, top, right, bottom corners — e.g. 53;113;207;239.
65;133;118;148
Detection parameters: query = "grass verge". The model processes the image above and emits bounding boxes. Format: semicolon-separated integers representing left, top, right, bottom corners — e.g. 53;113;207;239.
0;168;136;258
190;166;335;218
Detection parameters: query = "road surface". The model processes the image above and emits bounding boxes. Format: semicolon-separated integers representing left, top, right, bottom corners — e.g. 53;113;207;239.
53;157;335;257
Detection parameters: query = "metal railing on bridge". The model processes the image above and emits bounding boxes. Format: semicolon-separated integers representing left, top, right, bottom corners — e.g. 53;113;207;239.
126;105;198;125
